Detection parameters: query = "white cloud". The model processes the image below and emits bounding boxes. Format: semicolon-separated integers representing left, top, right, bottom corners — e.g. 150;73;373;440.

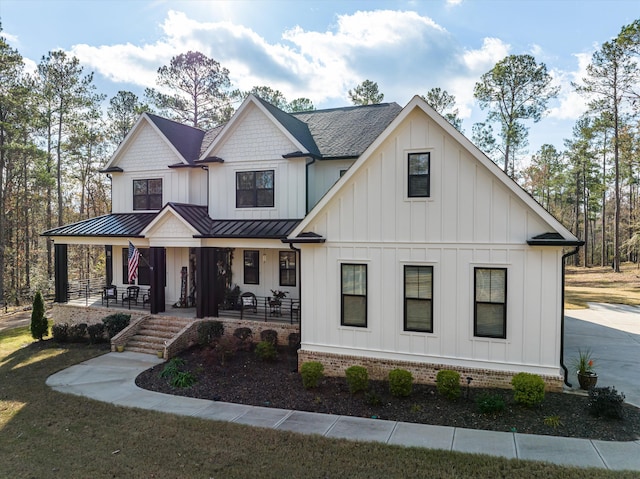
548;51;592;120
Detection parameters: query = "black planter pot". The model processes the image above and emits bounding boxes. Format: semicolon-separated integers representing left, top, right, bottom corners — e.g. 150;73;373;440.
577;371;598;390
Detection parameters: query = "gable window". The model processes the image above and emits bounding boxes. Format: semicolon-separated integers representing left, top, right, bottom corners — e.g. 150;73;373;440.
408;152;430;197
244;250;260;284
474;268;507;338
341;263;367;327
279;251;296;287
122;248;150;285
404;265;433;332
236;170;274;208
133;179;162;210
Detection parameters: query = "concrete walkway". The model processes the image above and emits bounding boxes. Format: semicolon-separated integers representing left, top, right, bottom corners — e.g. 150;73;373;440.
47;350;640;471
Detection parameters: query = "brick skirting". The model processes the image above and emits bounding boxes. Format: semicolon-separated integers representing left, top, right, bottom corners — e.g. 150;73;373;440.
298;350;564;392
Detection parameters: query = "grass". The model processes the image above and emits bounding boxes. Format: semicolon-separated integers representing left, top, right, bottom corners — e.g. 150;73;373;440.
565;262;640;309
0;327;638;477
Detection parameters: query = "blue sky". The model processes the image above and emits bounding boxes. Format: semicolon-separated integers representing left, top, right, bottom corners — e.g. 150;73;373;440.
1;0;638;160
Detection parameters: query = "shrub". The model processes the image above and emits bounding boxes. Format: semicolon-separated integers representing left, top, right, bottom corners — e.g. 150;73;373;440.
301;361;324;389
102;313;131;339
389;369;413;397
345;366;369;394
511;372;545;407
68;323;87;342
30;291;48;341
233;327;253;351
365;390;382;406
476;393;506;414
436;370;461;400
87;323;105;343
160;358;186;379
197;321;224;346
52;322;69;343
215;336;239;365
171;371;197;388
588;386;625;419
260;329;278;345
255;340;278;361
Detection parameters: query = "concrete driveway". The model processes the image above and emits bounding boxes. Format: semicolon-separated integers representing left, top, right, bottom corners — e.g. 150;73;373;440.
565;303;640;407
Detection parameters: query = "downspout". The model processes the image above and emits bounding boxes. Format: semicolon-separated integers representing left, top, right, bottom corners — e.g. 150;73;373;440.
305;158;316;214
561;247;580;387
200;166;209;209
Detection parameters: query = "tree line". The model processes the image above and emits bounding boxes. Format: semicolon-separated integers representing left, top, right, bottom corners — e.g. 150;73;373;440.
0;19;639;306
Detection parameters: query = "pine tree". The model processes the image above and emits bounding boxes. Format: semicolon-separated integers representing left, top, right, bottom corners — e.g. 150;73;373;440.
30;291;48;340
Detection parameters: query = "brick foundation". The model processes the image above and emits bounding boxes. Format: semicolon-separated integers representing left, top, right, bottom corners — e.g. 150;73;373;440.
298;350;563;392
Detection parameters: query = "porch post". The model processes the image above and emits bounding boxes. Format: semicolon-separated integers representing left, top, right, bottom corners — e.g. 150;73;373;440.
105;245;113;286
149;247;166;314
196;247;218;318
54;243;68;303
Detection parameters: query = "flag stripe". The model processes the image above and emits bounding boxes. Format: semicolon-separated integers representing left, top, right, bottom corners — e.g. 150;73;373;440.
128;241;140;284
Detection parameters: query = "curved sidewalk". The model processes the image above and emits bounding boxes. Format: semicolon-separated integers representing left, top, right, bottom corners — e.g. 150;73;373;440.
46;351;639;471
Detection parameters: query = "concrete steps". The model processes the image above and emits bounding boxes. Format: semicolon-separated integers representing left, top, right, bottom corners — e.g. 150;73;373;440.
124;317;193;355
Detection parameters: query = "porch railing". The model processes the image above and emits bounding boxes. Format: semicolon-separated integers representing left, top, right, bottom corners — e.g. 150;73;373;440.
218;296;300;325
66;276;107;305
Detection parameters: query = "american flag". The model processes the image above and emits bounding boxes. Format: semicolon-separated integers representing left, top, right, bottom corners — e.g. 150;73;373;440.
128;241;140;284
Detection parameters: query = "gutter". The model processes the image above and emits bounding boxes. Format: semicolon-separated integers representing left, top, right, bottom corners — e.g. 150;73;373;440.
561;247;581;387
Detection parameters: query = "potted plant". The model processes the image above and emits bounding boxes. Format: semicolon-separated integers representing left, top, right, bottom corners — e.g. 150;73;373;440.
574;348;598;390
270;289;288;306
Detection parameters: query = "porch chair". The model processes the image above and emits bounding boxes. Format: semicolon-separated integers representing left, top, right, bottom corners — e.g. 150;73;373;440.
240;292;257;315
121;285;140;309
101;285;118;306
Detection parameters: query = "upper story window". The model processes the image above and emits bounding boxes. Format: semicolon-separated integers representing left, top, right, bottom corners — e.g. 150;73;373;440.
133;179;162;210
404;265;433;333
279;251;296;287
341;263;367;327
236;170;274;208
474;267;507;339
408;152;430;198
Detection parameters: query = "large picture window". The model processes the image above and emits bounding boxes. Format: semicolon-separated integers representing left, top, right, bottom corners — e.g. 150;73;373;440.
122;247;150;285
408;152;430;197
244;250;260;284
279;251;296;287
133;179;162;210
341;264;367;327
236;170;274;208
404;265;433;332
474;268;507;338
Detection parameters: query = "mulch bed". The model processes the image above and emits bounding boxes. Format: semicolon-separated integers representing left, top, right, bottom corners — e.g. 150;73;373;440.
135;345;640;441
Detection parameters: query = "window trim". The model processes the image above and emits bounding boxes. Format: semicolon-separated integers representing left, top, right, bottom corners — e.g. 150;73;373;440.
236;170;275;208
133;178;163;211
407;152;431;198
403;265;434;333
279;251;296;287
340;263;368;328
121;247;150;285
243;250;260;285
473;267;507;339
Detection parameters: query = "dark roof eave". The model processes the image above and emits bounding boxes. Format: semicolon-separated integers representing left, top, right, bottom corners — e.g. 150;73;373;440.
527;239;585;247
195;156;225;164
282;237;326;244
99;166;123;173
282;151;321;159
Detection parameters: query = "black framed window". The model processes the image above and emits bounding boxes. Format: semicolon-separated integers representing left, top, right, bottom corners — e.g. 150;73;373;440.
236;170;274;208
279;251;296;287
133;179;162;210
474;268;507;338
404;265;433;332
341;263;367;327
121;247;150;285
244;250;260;284
408;152;430;197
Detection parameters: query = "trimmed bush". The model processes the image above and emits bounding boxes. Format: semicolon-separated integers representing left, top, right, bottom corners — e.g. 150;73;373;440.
197;321;224;346
68;323;87;342
30;291;48;341
588;386;625;419
260;329;278;345
511;372;545;407
389;369;413;397
102;313;131;339
301;361;324;389
436;370;461;400
233;327;253;351
255;340;278;361
345;366;369;394
476;393;506;414
215;336;239;365
52;322;69;343
87;323;105;343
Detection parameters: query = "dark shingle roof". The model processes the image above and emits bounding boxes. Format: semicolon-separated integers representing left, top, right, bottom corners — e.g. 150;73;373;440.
42;213;156;237
146;113;205;163
199;124;225;157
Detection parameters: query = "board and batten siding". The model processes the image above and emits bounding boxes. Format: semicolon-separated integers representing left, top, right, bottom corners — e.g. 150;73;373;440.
299;108;565;377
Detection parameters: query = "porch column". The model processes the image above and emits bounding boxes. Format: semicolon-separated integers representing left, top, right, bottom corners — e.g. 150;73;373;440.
149;247;166;314
54;243;68;303
105;245;113;286
196;247;219;318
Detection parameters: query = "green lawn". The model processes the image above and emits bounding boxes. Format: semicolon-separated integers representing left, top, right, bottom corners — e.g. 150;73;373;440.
0;326;637;478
